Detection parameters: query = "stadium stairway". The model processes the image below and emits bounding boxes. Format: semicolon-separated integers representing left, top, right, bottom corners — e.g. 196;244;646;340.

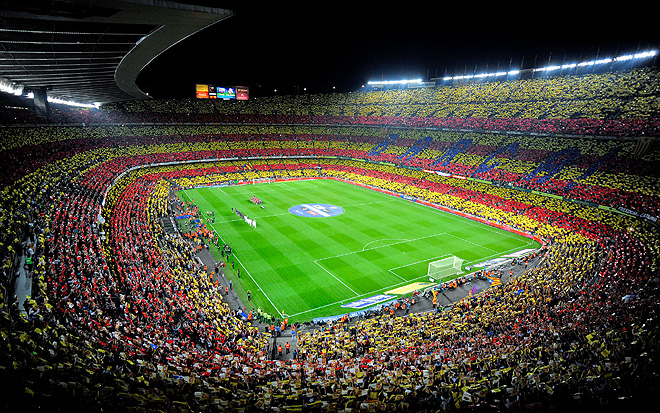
13;236;34;315
272;331;297;360
159;216;178;234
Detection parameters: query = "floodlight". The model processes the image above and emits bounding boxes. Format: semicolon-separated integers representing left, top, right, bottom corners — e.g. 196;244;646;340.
47;96;99;108
616;54;634;62
367;79;423;86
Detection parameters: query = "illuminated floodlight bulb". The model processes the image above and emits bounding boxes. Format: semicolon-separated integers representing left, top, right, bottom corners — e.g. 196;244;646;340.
616;54;634;62
539;65;561;72
634;50;657;59
47;96;100;108
367;78;423;86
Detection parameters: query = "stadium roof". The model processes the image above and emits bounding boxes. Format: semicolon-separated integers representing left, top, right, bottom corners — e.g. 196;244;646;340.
0;0;233;106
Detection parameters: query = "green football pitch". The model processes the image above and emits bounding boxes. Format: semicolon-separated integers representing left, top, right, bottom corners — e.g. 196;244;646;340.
177;179;540;322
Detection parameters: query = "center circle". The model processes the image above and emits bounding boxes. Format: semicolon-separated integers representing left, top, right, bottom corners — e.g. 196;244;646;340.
288;203;344;218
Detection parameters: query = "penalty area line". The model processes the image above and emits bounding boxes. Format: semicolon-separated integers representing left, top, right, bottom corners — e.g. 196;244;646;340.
314;260;359;296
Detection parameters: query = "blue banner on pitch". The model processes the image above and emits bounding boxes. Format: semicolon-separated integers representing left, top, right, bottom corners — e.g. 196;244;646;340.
289;203;344;218
341;294;396;309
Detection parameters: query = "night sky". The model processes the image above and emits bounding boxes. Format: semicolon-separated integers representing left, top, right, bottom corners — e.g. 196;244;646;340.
135;2;660;99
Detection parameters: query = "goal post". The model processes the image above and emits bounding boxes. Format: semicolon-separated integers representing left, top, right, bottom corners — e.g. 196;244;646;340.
428;256;464;282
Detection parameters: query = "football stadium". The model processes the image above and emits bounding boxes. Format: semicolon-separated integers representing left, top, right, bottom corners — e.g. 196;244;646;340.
1;2;659;412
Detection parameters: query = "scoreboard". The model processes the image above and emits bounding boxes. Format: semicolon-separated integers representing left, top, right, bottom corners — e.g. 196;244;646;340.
235;86;249;100
196;84;248;100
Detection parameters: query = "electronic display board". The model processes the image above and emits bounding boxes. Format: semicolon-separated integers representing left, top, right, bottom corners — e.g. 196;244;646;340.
196;84;248;100
195;84;209;99
216;87;235;99
236;86;249;100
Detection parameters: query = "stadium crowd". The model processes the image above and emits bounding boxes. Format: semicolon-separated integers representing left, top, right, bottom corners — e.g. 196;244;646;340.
3;67;660;137
1;66;659;412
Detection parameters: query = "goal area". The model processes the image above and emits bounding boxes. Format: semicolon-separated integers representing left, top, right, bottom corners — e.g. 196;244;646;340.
428;256;464;281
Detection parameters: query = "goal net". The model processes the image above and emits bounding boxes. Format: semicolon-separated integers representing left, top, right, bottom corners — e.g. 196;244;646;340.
428;256;464;281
